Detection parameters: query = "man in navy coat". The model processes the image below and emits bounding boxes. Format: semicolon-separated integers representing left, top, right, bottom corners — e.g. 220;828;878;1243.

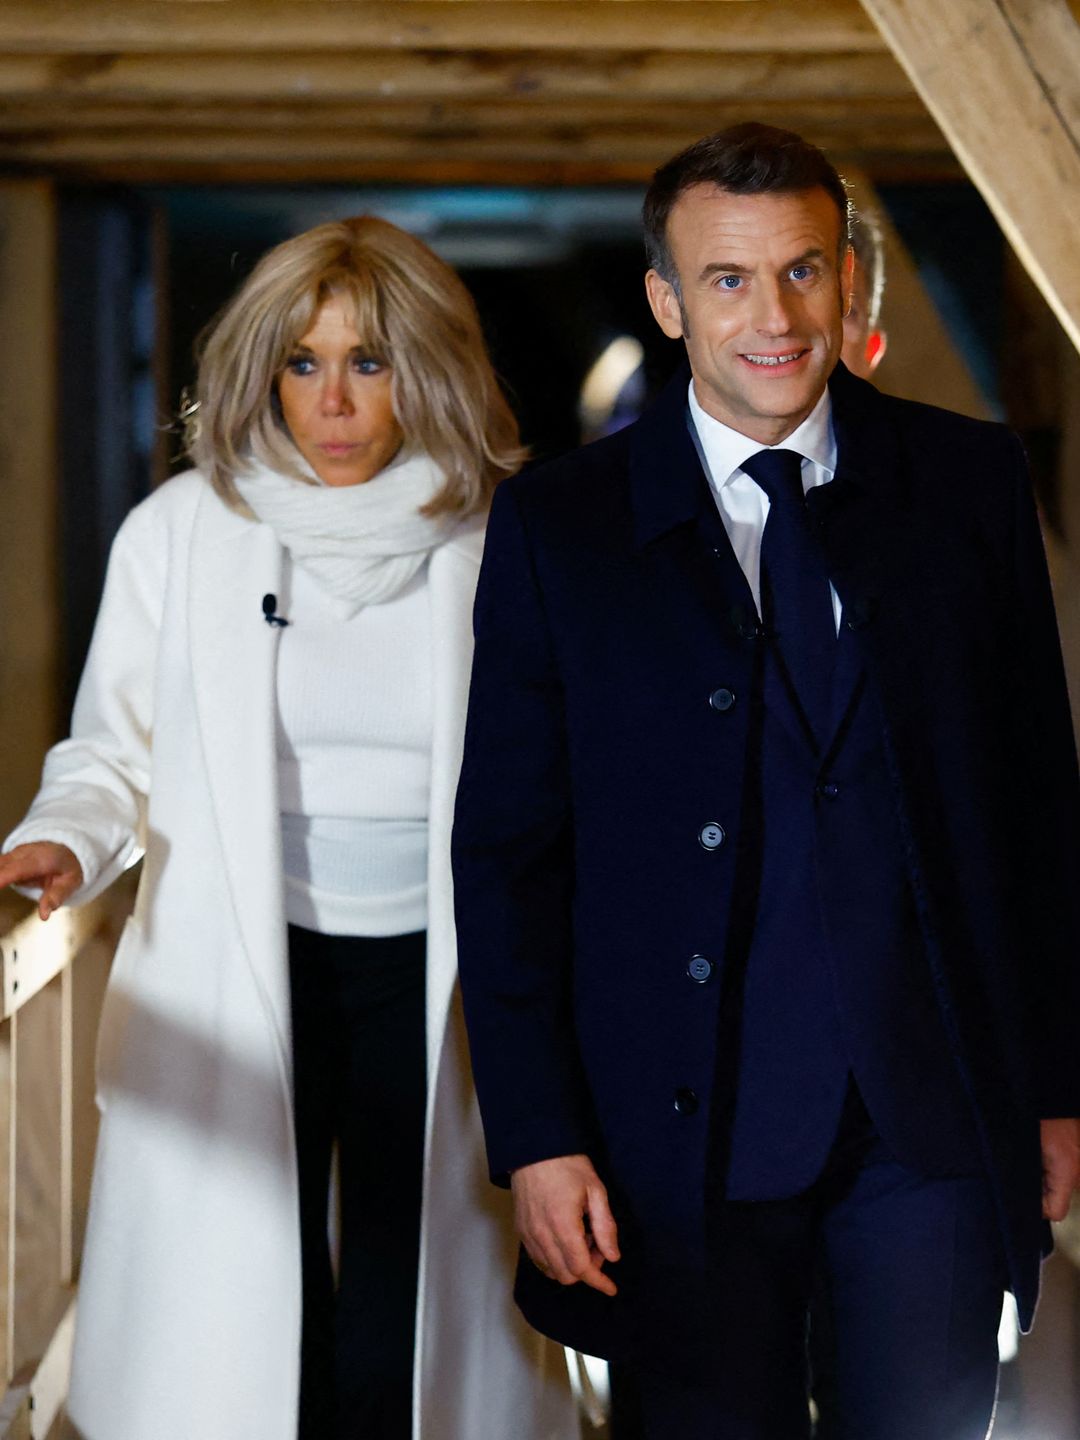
452;124;1080;1438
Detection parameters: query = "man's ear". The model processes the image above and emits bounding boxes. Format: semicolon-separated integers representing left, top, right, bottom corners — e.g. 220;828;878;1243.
645;269;685;340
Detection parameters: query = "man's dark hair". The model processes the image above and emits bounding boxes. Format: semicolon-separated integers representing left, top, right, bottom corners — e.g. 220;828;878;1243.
643;122;852;286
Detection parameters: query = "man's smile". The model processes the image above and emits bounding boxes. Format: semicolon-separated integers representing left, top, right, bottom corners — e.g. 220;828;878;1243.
739;347;810;369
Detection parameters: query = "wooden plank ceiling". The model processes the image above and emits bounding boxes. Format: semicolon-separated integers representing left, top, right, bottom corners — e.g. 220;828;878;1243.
0;0;956;185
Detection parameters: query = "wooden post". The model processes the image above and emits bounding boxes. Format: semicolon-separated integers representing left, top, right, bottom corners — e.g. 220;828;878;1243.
0;1016;15;1385
0;877;136;1433
58;970;72;1289
13;976;65;1377
0;182;59;839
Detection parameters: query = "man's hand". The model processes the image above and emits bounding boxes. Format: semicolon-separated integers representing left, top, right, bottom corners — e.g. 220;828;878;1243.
511;1153;621;1296
1040;1118;1080;1221
0;843;83;921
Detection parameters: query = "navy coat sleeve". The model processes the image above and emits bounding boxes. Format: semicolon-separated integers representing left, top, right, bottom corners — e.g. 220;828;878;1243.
1007;437;1080;1117
452;477;596;1183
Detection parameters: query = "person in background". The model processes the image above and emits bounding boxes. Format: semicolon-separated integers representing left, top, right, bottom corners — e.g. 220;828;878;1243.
0;217;577;1440
841;207;888;380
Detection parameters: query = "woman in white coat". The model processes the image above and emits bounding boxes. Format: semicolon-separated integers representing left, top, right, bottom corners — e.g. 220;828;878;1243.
0;217;578;1440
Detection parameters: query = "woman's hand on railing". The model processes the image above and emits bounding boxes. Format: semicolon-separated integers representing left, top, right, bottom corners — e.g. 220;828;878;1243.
0;843;84;920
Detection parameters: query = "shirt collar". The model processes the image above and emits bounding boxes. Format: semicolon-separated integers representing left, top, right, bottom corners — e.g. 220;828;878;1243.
687;378;837;490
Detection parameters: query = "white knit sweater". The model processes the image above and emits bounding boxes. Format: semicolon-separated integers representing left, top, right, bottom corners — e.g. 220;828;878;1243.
275;555;432;936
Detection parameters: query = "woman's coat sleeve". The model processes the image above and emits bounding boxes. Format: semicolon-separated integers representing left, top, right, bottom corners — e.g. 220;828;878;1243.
5;497;165;905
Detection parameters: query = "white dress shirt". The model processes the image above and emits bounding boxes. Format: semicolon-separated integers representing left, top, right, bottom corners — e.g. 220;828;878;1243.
686;379;842;631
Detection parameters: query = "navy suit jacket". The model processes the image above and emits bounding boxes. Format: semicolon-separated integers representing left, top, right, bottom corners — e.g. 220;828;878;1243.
452;361;1080;1373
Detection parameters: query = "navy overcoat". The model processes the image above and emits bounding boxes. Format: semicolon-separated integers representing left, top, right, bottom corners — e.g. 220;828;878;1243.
452;362;1080;1375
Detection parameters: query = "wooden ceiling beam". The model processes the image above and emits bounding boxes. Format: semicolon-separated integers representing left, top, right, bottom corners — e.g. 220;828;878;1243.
0;97;935;137
0;153;963;188
860;0;1080;354
0;50;914;104
0;1;886;57
0;123;949;169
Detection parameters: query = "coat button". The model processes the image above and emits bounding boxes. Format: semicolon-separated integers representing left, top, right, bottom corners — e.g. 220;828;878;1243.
687;955;713;983
674;1087;699;1116
698;822;726;850
709;687;736;713
816;782;840;800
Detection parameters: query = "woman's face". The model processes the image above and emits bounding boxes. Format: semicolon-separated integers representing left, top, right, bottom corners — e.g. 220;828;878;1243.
277;297;404;487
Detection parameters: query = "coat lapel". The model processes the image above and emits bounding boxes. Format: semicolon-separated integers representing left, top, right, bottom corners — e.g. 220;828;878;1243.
810;363;909;757
813;362;904;608
187;487;291;1069
425;518;485;1081
630;363;917;764
629;366;760;657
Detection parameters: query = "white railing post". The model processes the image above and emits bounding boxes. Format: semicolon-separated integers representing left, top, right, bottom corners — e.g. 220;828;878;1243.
0;873;135;1439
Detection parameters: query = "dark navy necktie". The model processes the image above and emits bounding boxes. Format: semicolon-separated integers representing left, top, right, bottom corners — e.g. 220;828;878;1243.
741;447;836;746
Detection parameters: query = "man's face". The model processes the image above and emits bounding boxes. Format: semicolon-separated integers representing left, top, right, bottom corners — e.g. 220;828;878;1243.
645;184;847;445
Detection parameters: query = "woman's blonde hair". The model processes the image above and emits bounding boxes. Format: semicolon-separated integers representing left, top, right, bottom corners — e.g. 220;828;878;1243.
185;215;525;516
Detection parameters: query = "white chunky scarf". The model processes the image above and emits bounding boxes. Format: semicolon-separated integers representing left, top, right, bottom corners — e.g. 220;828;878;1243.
234;450;453;615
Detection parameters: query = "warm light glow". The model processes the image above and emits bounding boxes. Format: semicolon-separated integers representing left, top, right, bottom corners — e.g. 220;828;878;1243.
580;335;645;431
564;1348;610;1427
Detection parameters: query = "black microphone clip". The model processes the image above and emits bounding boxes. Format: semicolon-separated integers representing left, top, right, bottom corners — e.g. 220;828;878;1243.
262;593;290;627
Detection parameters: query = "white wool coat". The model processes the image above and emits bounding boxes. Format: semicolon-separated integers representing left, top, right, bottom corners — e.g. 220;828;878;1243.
8;470;577;1440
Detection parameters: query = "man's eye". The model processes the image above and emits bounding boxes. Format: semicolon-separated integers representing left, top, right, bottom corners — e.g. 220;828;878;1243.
790;265;813;281
718;275;743;291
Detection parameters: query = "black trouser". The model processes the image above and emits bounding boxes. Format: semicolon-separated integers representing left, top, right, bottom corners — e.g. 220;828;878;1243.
611;1090;1004;1440
288;925;427;1440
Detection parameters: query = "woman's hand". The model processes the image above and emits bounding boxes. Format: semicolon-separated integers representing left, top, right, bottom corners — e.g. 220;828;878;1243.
0;843;83;920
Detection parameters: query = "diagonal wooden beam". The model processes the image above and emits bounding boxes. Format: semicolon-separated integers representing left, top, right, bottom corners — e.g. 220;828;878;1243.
1002;0;1080;135
859;0;1080;354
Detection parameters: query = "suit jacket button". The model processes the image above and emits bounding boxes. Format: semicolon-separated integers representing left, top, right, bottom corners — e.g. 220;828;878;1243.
698;822;725;850
674;1088;699;1116
687;955;713;983
816;782;840;800
709;687;736;713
